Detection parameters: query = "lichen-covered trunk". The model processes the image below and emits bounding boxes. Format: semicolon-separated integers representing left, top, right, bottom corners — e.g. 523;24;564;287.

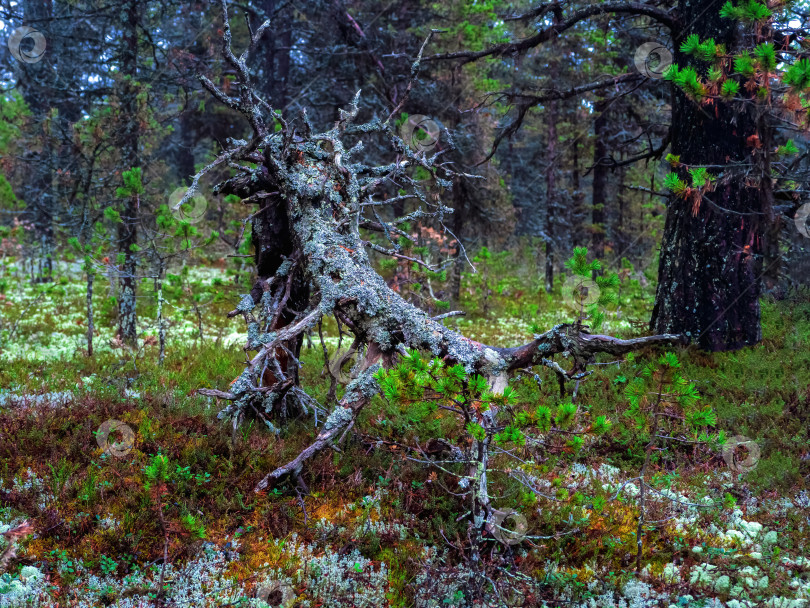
118;196;138;344
247;140;684;489
181;23;685;490
32;196;54;283
651;0;763;352
86;270;94;357
156;270;166;366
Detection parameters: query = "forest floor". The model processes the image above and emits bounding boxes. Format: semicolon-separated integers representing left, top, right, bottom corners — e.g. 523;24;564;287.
0;258;809;607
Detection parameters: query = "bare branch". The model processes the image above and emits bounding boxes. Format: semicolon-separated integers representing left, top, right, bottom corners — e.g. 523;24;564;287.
426;3;677;65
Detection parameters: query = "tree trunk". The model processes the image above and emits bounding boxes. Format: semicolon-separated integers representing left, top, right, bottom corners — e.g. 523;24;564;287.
450;175;466;305
177;111;197;183
18;0;55;283
544;98;557;293
651;0;764;351
261;0;292;110
757;114;780;292
260;0;278;105
156;263;166;366
571;134;587;240
276;16;292;110
203;104;684;491
117;0;141;345
86;270;94;357
591;98;608;261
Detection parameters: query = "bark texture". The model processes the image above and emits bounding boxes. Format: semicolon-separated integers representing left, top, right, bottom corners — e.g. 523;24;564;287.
117;0;142;345
591;98;609;261
651;0;764;351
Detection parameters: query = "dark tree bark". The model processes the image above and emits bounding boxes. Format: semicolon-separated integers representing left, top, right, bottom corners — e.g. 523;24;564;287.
248;192;309;401
571;134;587;240
757;114;780;292
117;0;142;345
260;0;292;109
616;164;628;257
275;16;292;110
176;111;197;183
260;0;278;104
450;174;467;305
17;0;56;283
544;96;557;293
591;98;608;261
651;0;764;351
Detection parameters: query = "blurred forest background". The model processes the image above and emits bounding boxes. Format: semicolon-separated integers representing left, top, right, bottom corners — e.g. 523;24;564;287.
1;0;809;354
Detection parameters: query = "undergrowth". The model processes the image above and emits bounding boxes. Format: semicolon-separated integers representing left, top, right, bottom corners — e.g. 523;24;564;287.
0;254;808;606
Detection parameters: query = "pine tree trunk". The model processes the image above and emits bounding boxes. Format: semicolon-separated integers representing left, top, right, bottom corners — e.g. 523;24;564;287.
544;98;557;293
571;135;587;241
450;175;466;305
155;260;166;365
261;0;292;109
757;115;780;292
19;0;55;283
86;270;94;357
617;165;627;257
591;99;608;260
651;0;764;351
117;0;141;345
